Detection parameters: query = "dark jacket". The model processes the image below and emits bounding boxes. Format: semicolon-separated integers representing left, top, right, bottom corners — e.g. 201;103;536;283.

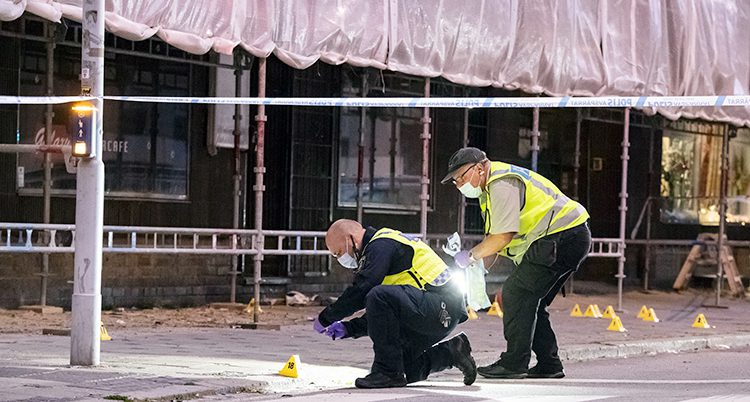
318;226;419;337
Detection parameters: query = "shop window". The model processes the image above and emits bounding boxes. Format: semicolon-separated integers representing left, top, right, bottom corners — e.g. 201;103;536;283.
660;121;750;225
338;70;428;210
16;42;192;200
728;128;750;225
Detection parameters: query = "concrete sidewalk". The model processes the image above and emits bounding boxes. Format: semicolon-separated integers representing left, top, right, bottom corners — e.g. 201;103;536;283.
1;289;749;401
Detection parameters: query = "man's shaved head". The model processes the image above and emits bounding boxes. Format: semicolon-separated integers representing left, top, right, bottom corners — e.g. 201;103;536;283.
326;219;365;257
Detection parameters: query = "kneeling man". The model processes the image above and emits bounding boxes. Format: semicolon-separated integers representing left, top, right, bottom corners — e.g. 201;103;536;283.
314;219;477;388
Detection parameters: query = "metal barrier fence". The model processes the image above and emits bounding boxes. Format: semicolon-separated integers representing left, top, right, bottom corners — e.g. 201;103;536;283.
1;222;625;312
0;222;623;260
0;222;328;256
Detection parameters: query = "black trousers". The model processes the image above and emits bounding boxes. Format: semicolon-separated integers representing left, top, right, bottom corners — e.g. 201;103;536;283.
365;282;467;382
499;222;591;372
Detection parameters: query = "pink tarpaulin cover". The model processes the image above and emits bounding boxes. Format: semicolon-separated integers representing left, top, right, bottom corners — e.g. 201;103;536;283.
2;0;749;125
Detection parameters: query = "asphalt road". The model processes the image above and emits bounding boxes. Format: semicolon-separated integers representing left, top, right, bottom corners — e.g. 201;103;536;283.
216;347;750;402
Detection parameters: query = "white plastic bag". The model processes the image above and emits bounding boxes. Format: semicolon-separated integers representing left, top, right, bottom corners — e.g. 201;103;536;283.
465;258;491;311
443;232;491;311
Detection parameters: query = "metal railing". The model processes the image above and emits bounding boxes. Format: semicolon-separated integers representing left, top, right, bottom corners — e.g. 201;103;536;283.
1;222;624;312
0;223;622;259
424;232;623;259
587;238;624;257
0;223;328;256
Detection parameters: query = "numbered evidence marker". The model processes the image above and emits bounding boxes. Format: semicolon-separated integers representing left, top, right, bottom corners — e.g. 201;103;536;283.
692;314;711;329
279;354;301;378
584;304;602;318
607;315;627;332
643;308;660;323
100;322;112;341
487;301;503;317
570;304;584;317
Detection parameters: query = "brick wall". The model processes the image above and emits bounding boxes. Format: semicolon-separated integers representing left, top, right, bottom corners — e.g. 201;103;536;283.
0;253;261;309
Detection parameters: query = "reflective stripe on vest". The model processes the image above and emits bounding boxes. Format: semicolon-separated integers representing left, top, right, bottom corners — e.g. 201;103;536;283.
369;228;451;290
479;162;589;264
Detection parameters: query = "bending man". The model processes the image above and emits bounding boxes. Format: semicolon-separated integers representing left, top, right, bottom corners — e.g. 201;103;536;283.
314;219;476;388
443;147;591;379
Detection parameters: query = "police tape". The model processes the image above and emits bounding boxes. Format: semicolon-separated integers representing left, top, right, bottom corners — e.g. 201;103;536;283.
3;95;750;108
0;96;92;105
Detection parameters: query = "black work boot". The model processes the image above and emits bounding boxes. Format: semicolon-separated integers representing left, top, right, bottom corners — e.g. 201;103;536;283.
527;364;565;379
355;372;408;389
447;333;477;385
477;359;527;379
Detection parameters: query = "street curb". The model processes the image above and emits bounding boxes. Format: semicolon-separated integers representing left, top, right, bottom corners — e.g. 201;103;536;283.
560;334;750;361
139;335;750;400
122;381;265;402
107;371;360;401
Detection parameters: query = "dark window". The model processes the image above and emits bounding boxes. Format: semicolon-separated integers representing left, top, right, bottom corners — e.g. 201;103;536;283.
338;69;429;210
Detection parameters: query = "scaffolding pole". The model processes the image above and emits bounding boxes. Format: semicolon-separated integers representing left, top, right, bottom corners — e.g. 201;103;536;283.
40;23;55;307
356;70;367;222
616;108;631;311
458;104;469;236
230;51;244;304
252;58;267;322
573;108;583;201
714;124;730;306
419;78;431;239
531;107;540;172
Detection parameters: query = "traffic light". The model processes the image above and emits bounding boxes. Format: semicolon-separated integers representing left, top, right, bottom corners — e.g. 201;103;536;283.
69;102;97;158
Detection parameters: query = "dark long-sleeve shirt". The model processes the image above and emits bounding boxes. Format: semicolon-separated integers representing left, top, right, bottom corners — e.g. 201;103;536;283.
317;226;415;337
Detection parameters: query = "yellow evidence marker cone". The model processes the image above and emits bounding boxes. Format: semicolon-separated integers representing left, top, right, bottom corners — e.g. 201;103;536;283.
602;305;616;319
570;304;584;317
245;298;263;314
593;305;604;317
607;315;627;332
467;307;479;320
100;322;112;341
637;305;649;319
279;354;301;378
643;308;660;322
487;302;503;317
584;304;601;318
692;313;711;329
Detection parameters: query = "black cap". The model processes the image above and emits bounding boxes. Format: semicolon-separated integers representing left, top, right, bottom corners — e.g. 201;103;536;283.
441;147;487;184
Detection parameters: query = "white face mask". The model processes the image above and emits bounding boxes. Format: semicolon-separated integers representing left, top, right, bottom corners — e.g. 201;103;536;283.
337;253;358;269
457;169;483;198
459;182;483;198
337;238;359;269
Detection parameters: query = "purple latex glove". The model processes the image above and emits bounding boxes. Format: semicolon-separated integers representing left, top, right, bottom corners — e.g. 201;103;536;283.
313;317;326;334
454;250;475;269
325;321;347;340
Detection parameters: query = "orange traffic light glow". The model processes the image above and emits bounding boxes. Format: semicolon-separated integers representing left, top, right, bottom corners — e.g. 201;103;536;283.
73;141;88;156
71;103;97;112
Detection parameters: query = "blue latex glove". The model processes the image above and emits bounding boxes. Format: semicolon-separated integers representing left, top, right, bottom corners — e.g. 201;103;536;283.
313;317;326;334
325;321;347;340
454;250;475;269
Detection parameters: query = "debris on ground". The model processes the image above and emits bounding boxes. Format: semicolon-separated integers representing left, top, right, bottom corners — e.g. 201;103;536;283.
0;304;324;334
285;291;319;306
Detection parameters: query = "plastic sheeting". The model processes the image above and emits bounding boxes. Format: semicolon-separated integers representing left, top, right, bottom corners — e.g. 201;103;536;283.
2;0;750;126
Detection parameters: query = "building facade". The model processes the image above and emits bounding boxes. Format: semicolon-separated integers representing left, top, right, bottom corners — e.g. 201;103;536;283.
1;16;749;309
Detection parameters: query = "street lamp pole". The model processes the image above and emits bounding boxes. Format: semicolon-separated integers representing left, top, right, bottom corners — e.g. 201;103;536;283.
70;0;105;366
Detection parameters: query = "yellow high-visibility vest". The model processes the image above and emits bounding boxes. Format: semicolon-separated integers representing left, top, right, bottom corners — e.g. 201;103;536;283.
480;162;589;264
370;228;452;290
